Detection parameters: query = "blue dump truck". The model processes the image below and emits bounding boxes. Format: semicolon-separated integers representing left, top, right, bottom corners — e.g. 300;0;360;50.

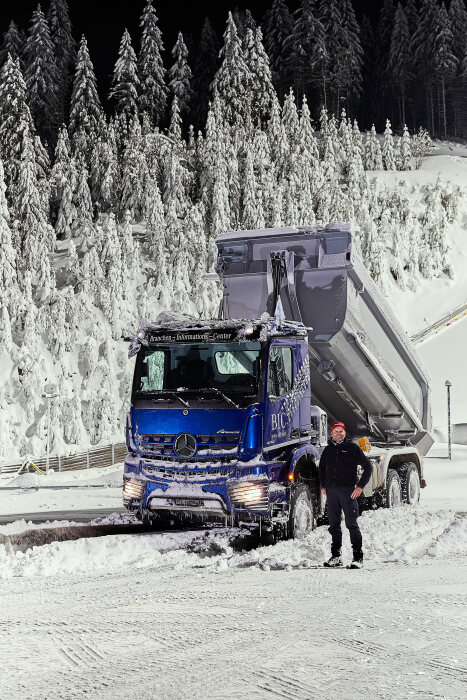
123;223;432;540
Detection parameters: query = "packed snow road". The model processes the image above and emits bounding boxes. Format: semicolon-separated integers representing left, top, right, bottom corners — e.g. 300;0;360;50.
1;507;466;700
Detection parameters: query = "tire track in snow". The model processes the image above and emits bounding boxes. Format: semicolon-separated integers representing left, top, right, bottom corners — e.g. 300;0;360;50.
329;634;467;686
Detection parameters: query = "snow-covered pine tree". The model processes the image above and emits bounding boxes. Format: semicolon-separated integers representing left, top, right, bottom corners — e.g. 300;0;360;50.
109;28;140;127
55;162;77;239
421;176;451;278
24;5;59;149
241;144;265;230
47;0;76;128
138;0;168;126
363;217;386;286
282;89;300;147
144;173;172;309
91;122;119;214
398;124;412;171
222;134;241;230
50;125;71;222
0;160;18;319
243;28;276;128
388;3;413;129
99;214;124;338
13;125;55;288
168;95;183;144
69;36;106;157
211;12;251;128
262;0;294;101
266;94;285;168
0;56;37;196
183;201;212;316
0;305;13;351
168;32;193;118
119;209;139;279
364;125;383;170
72;154;94;243
65;239;79;288
382;119;396;170
120;119;147;221
209;157;231;254
46;290;70;361
0;20;24;68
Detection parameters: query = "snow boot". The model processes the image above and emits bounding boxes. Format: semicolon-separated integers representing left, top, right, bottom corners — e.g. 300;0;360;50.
324;549;343;568
348;549;363;569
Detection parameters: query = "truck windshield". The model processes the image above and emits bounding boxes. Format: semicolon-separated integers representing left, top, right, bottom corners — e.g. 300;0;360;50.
133;342;261;400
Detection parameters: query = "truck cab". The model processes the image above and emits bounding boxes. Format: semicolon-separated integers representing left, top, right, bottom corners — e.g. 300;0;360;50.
123;318;322;537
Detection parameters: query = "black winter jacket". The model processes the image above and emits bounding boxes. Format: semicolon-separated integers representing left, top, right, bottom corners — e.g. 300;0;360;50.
319;438;372;490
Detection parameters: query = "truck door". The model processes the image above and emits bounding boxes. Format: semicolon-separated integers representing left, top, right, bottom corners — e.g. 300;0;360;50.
263;341;295;451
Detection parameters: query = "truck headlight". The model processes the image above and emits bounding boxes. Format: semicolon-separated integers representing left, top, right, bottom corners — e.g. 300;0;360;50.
227;480;269;512
123;478;144;500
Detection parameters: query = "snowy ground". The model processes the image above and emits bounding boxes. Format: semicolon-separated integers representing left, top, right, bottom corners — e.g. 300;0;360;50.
0;444;465;699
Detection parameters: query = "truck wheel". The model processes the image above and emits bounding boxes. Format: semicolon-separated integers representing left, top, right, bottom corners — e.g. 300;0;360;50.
401;462;421;505
385;469;402;508
288;484;315;539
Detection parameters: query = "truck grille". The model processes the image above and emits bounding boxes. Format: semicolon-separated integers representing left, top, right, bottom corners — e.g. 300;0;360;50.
139;433;240;459
227;480;269;513
142;464;234;480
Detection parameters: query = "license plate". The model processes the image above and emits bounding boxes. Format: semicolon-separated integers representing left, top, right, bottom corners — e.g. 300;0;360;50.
170;498;201;507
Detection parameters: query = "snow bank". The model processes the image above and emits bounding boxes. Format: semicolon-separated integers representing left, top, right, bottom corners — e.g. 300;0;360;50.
427;516;467;558
0;530;213;580
1;463;123;488
1;507;462;579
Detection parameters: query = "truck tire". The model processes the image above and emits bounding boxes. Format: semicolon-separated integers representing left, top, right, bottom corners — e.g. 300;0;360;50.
385;469;402;508
288;484;315;539
401;462;421;505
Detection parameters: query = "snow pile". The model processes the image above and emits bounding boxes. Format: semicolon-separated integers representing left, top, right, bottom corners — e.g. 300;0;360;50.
427;516;467;558
224;507;456;571
0;530;208;580
1;507;460;579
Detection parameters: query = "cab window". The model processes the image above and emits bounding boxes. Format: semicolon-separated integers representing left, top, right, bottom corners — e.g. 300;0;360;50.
267;346;293;399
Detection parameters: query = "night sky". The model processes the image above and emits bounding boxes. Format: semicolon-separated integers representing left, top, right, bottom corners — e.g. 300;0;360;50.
0;1;382;97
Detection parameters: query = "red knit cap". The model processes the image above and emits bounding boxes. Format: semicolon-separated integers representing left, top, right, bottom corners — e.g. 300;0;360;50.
331;422;346;431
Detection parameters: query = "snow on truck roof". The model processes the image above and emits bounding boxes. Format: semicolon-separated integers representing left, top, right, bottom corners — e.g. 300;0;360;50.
215;222;351;242
127;315;308;357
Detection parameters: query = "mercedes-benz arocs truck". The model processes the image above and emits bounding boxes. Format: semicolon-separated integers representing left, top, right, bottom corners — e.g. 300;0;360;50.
123;223;431;540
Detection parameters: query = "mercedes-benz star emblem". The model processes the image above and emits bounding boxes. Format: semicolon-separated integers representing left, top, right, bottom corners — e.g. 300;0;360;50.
174;433;197;458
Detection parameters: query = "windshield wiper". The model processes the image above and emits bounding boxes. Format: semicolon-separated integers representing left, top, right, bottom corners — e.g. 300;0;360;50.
136;390;190;408
197;387;240;409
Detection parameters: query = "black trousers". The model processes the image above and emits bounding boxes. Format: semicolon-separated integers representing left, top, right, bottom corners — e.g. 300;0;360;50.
327;487;362;553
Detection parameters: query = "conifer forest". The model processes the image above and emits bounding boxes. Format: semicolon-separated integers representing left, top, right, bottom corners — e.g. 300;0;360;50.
0;0;463;458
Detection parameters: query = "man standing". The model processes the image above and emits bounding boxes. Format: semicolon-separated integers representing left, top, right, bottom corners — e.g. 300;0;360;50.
319;421;372;569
